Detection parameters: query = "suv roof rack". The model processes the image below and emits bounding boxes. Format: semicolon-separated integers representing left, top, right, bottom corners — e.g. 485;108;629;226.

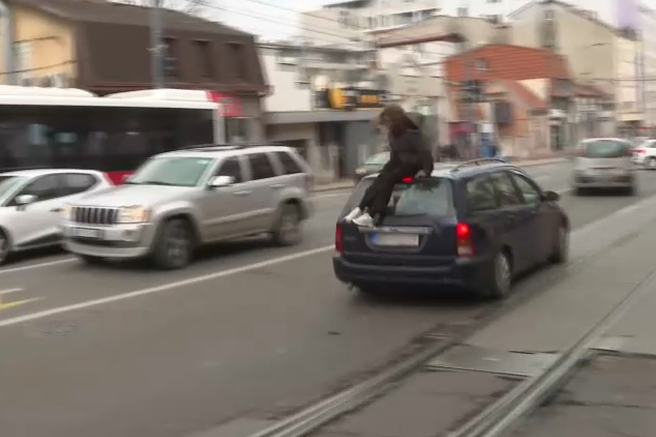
450;157;507;172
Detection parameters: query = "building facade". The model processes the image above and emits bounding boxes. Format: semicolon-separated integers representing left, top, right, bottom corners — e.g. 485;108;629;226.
260;43;384;182
3;0;268;142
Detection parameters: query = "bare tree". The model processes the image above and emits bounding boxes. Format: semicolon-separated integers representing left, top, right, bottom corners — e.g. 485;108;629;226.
114;0;207;16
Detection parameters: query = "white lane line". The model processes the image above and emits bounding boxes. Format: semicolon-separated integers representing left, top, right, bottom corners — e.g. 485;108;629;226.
0;245;334;328
0;257;76;276
0;288;23;295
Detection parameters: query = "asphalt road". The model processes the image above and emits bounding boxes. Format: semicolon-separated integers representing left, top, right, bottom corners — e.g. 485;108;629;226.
0;161;655;437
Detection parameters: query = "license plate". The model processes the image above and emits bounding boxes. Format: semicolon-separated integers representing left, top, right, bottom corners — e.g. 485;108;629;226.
371;233;418;247
71;227;103;239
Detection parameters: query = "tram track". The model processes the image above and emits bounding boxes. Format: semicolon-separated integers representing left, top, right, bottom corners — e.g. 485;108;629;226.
232;215;654;437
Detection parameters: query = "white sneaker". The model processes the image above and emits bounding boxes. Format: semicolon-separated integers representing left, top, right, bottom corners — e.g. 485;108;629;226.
344;207;362;222
353;212;374;227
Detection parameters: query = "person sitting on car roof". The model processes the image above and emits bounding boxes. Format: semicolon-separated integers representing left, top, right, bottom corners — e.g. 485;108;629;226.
345;104;434;227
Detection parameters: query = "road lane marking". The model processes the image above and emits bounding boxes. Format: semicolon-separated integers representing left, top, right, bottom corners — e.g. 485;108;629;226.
0;288;23;295
0;245;334;328
0;297;41;311
0;257;76;276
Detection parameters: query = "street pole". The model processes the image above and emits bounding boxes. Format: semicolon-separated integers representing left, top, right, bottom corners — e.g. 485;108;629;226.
150;0;163;88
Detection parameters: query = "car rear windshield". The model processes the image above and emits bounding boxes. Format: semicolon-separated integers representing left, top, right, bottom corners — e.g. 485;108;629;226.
343;177;455;217
583;140;630;158
364;152;390;165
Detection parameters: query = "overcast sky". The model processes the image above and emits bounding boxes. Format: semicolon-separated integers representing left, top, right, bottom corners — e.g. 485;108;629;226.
206;0;332;41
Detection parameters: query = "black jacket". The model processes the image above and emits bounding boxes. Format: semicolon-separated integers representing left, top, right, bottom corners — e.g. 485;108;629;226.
388;128;434;175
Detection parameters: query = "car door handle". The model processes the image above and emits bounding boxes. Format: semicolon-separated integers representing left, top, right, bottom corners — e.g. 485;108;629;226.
234;190;252;196
51;207;63;212
270;183;285;189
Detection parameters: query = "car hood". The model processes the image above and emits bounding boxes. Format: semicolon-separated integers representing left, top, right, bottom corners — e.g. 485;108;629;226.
72;184;195;208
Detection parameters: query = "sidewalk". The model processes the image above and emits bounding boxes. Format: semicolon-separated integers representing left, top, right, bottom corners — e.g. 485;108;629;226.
313;157;567;193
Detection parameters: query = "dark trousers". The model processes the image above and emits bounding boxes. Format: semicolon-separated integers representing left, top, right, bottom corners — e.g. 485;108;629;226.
358;161;420;217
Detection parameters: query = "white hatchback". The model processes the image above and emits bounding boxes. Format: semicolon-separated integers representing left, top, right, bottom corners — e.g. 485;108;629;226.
0;169;112;264
571;138;636;196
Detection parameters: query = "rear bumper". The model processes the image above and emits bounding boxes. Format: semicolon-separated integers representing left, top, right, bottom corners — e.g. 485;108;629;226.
572;173;634;188
333;254;492;291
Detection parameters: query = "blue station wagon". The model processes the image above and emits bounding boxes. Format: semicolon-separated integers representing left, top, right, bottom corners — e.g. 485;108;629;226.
333;158;570;298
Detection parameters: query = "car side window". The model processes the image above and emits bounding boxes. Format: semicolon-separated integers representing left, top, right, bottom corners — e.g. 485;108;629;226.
466;176;497;212
511;173;541;205
275;151;303;174
17;175;61;202
490;172;522;207
247;153;276;180
62;173;97;196
215;157;243;183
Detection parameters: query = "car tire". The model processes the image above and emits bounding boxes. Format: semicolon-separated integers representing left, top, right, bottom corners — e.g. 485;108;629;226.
645;157;656;170
355;283;379;296
152;218;194;270
77;254;106;266
486;250;512;299
548;225;569;264
0;230;11;266
271;203;302;246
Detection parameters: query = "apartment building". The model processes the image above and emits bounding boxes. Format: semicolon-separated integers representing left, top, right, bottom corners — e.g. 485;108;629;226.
4;0;268;142
509;0;637;134
259;43;383;182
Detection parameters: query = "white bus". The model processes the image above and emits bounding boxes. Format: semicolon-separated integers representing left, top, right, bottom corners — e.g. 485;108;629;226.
0;86;224;184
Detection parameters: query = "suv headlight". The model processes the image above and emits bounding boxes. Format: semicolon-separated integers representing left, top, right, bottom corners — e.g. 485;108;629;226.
117;206;151;224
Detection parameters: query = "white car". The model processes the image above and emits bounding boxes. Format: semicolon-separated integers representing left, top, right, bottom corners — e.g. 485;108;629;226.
0;169;112;264
632;139;656;169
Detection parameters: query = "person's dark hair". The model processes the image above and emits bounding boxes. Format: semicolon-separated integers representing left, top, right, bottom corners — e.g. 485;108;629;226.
377;104;417;136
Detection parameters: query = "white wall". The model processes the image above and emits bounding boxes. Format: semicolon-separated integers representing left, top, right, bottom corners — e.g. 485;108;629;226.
260;52;312;113
614;35;640;117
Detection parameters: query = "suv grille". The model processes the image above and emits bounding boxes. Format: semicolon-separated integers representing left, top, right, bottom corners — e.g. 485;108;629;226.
72;207;119;225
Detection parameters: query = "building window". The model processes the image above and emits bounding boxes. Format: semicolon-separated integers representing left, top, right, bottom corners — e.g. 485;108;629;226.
227;42;247;80
193;40;213;78
475;59;488;71
13;41;31;82
225;118;249;143
162;37;178;78
544;9;554;20
457;7;468;16
486;14;501;24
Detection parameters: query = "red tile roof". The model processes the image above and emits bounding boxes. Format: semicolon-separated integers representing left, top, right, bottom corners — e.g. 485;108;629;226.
445;44;571;84
496;80;546;110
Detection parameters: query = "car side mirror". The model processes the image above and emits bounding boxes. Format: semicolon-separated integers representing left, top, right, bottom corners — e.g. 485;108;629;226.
15;194;37;206
208;175;235;189
542;190;560;202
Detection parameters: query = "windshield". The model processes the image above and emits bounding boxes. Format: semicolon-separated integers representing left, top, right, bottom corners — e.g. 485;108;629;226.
583;140;630;158
0;175;26;199
344;177;454;217
127;157;213;187
364;152;390;166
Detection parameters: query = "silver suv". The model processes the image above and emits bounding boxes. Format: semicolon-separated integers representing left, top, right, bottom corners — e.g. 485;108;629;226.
60;145;314;269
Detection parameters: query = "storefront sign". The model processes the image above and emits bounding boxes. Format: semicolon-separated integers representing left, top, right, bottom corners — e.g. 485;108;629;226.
315;87;387;110
207;91;243;117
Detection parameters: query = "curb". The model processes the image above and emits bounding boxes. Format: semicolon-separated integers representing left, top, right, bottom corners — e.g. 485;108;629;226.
312;157;567;193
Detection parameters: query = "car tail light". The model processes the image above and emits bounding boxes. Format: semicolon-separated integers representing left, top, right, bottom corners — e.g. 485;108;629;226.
634;148;645;154
401;177;414;183
102;172;115;185
335;223;343;253
456;222;474;257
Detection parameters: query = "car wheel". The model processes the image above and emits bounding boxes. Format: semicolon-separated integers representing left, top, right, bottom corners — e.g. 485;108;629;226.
77;254;106;265
487;251;512;299
645;157;656;170
0;230;10;266
271;203;302;246
548;225;569;264
354;283;379;296
152;218;193;270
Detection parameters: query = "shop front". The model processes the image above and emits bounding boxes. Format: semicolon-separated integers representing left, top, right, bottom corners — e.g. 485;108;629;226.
207;91;264;143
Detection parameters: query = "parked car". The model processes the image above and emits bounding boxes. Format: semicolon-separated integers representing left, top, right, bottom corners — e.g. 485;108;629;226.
571;137;636;195
353;151;390;183
334;158;569;298
0;169;112;265
632;138;656;169
60;144;313;269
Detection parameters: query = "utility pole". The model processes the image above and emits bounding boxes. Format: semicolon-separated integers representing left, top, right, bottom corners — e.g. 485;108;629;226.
150;0;163;88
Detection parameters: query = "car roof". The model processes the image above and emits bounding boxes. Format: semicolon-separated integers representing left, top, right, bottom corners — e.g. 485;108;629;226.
580;137;629;143
362;160;520;181
0;168;104;178
156;144;296;159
